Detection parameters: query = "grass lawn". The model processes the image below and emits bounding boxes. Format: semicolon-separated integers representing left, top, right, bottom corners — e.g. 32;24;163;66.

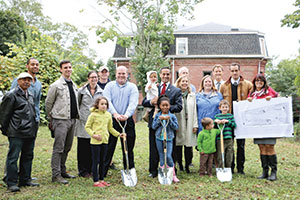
0;121;300;199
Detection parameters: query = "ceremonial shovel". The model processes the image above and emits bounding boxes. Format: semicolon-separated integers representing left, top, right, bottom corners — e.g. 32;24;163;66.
117;120;137;187
158;119;173;185
216;123;232;182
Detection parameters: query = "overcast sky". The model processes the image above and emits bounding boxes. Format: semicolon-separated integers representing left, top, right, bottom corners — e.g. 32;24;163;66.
41;0;300;64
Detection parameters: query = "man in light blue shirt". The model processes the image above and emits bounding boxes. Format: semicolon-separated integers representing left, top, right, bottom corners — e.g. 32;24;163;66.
103;66;139;175
10;58;42;122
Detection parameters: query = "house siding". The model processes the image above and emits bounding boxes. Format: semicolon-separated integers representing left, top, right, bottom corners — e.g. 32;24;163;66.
169;34;262;55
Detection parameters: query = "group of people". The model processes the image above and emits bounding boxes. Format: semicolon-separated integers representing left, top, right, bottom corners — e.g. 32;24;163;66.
142;64;279;183
0;58;279;192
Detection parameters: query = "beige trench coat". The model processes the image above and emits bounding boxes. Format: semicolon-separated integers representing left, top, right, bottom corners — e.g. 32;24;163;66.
175;93;198;147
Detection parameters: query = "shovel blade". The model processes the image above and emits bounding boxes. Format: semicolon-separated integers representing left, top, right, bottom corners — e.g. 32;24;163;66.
121;168;137;187
158;167;173;185
216;168;232;182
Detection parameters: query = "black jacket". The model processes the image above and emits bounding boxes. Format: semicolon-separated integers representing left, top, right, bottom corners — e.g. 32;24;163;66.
0;87;37;138
142;83;182;128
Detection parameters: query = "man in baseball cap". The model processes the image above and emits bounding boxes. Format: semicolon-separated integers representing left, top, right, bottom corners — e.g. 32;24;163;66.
97;66;110;90
0;72;39;192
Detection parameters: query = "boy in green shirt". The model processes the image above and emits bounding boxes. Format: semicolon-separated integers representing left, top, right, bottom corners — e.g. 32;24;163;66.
214;100;236;169
197;117;220;176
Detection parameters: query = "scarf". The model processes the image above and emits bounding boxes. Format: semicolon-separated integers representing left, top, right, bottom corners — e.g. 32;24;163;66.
252;89;267;99
182;90;189;120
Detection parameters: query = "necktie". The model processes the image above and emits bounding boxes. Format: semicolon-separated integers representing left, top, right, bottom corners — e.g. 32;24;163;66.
161;83;166;95
216;82;221;91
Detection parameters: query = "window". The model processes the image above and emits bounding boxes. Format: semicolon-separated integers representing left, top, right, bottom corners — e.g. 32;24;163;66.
203;71;211;77
259;38;267;57
176;38;188;55
126;44;135;57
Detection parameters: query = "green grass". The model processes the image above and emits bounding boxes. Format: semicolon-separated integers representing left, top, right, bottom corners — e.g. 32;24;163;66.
1;121;300;199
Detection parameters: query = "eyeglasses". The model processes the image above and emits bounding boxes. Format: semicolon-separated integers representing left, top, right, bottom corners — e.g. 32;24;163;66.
89;76;98;79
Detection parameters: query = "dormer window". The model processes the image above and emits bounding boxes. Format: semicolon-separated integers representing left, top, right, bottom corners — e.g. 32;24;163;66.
176;38;188;55
126;44;135;57
259;38;267;57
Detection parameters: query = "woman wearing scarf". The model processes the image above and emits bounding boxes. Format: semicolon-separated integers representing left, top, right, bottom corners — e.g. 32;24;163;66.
196;75;223;133
247;74;279;181
174;76;198;173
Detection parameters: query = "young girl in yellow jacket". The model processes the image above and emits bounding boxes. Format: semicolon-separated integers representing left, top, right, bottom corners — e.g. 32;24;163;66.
85;96;126;187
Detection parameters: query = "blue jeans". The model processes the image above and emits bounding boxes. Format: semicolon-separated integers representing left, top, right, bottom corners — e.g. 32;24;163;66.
155;139;174;167
6;137;35;187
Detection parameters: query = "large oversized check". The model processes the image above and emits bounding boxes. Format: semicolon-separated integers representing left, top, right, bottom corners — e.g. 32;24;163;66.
233;97;294;139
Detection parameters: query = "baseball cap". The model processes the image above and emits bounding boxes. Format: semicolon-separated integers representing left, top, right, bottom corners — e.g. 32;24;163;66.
99;66;109;72
17;72;33;80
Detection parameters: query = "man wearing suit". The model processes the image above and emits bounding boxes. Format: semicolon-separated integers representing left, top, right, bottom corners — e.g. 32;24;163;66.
142;66;182;179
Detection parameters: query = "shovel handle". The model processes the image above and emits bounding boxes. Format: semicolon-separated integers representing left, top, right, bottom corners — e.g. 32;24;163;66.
122;135;128;154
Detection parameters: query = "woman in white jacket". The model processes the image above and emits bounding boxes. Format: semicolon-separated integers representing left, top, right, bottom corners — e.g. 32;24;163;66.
174;75;198;173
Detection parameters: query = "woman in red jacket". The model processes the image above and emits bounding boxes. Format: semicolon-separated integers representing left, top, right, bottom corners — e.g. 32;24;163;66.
247;74;279;181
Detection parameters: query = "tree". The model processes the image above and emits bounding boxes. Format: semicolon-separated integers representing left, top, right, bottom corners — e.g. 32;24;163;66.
281;0;300;28
266;56;300;121
0;10;26;56
0;30;62;124
95;0;203;95
3;0;94;54
106;58;116;80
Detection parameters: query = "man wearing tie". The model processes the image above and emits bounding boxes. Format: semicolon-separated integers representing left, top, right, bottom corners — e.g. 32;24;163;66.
212;64;225;92
220;63;252;174
142;66;182;179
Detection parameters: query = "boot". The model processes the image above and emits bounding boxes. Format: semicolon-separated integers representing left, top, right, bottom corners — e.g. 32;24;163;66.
173;166;180;183
257;155;269;179
267;155;277;181
178;162;184;171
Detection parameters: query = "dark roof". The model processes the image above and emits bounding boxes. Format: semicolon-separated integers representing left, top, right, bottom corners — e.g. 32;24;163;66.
112;23;268;59
167;34;265;56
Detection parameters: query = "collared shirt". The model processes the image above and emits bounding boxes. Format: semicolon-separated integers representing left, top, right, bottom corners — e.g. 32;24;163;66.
11;77;42;122
103;80;139;117
214;79;225;91
160;82;170;94
231;77;240;85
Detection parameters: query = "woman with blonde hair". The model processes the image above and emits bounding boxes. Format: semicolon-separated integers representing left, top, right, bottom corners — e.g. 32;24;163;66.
174;76;198;173
196;75;223;133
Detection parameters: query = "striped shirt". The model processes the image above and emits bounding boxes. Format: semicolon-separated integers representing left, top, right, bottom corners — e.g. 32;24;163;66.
215;113;236;140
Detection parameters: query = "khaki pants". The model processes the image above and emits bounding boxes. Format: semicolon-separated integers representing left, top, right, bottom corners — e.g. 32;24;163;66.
216;139;233;168
51;119;76;178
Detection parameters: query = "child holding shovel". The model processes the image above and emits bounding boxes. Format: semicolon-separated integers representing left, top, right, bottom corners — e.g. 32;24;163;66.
85;96;126;187
197;117;219;176
214;100;236;170
152;95;179;183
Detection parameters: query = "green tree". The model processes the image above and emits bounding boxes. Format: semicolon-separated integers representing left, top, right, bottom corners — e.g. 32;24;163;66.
281;0;300;28
0;10;26;56
106;59;116;80
266;56;300;121
96;0;203;95
3;0;94;55
0;29;63;124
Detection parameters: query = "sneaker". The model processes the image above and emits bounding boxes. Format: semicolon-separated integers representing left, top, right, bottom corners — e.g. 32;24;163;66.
93;182;105;187
109;163;118;170
52;176;68;184
101;181;110;186
61;173;76;179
